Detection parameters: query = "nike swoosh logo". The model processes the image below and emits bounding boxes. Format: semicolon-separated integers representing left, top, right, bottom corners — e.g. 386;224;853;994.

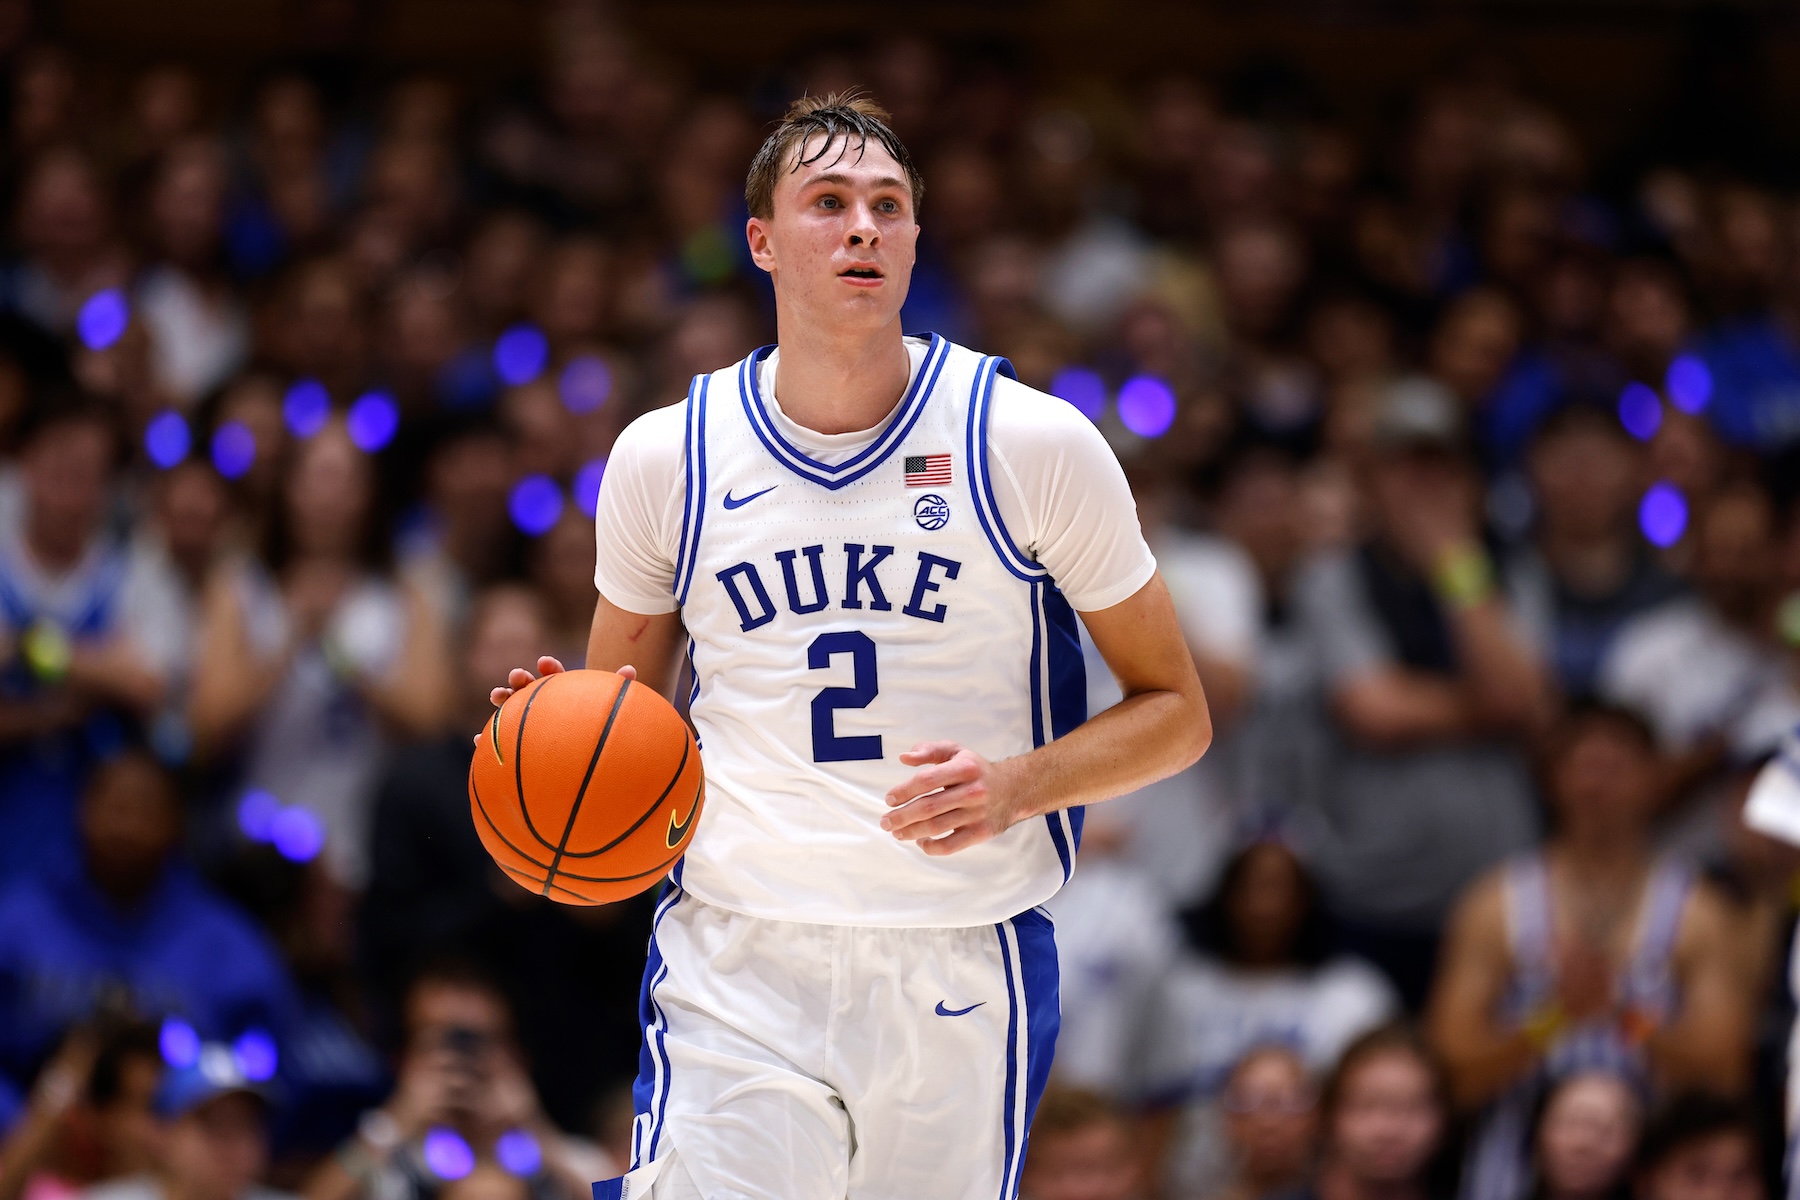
722;486;777;510
666;784;701;848
935;1001;984;1017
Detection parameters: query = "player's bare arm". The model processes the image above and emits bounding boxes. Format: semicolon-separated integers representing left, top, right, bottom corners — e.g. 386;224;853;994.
481;594;685;719
882;571;1210;855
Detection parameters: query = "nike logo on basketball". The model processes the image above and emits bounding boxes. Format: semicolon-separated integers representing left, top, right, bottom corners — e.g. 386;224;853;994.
934;1001;984;1017
722;486;777;510
666;791;699;848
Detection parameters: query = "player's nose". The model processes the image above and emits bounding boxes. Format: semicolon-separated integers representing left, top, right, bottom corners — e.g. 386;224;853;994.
845;201;880;248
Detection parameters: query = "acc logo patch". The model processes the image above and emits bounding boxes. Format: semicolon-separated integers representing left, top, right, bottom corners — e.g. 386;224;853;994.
913;493;950;531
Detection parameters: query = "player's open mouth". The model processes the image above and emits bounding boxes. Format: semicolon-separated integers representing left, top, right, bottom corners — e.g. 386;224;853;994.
839;267;883;282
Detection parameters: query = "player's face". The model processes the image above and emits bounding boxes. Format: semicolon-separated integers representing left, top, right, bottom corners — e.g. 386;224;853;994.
747;133;917;332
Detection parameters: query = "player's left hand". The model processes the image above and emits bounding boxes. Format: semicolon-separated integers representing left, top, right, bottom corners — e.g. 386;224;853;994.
882;741;1023;856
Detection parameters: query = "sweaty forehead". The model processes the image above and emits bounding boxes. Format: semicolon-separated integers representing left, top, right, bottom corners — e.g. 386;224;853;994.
782;131;905;188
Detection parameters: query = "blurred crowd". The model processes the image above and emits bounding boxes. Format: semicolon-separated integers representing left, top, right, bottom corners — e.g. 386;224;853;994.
0;1;1796;1198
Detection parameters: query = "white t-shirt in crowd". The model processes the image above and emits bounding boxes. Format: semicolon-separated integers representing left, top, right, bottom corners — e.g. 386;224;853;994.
1599;596;1800;760
1044;856;1181;1096
1143;951;1399;1195
1080;531;1263;906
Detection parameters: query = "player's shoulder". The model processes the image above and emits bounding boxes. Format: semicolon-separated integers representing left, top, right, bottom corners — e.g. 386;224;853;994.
608;400;690;478
976;367;1115;462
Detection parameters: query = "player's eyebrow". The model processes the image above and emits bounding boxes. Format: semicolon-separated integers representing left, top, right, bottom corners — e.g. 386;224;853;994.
801;171;910;193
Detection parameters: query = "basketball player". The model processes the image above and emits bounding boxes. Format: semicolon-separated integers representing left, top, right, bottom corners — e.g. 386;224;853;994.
491;95;1211;1198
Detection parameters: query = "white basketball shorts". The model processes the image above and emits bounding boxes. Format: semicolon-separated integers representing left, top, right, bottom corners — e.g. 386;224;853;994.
592;884;1060;1199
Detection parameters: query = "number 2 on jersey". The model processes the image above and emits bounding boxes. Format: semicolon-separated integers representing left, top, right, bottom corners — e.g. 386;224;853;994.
808;631;881;762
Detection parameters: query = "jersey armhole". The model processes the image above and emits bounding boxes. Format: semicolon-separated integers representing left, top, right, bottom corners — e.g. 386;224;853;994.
964;357;1046;583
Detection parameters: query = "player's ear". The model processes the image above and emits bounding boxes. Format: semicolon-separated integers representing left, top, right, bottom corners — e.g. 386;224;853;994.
745;217;776;275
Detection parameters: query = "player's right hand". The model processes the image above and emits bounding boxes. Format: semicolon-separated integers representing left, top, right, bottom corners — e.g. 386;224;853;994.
488;656;569;710
476;658;638;746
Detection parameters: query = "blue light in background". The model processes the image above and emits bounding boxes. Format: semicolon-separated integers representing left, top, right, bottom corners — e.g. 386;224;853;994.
145;411;191;469
77;289;129;350
495;1129;543;1175
283;379;331;438
210;422;256;479
559;355;612;413
236;790;281;842
574;458;607;518
346;392;399;453
1116;375;1177;438
233;1030;278;1082
270;806;325;863
1639;482;1689;548
422;1128;476;1180
494;324;549;387
1617;382;1662;441
1665;355;1713;414
159;1018;200;1069
509;474;564;536
1050;367;1107;423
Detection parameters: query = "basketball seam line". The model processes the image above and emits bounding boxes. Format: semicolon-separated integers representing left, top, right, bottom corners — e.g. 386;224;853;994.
472;774;687;884
513;676;560;854
555;735;692;859
543;678;633;894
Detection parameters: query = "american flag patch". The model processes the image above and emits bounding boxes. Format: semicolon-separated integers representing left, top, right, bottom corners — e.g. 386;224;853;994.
904;453;952;486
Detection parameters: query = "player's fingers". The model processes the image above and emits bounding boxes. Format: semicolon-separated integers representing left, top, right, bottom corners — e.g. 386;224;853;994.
896;740;963;767
884;784;982;837
616;664;639;681
918;823;998;856
538;656;567;676
489;686;515;708
506;667;536;689
884;758;981;807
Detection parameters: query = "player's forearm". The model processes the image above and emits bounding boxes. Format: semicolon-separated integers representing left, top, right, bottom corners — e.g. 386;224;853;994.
1001;682;1210;821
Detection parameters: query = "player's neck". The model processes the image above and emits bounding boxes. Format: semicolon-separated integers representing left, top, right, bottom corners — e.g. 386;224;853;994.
771;318;911;436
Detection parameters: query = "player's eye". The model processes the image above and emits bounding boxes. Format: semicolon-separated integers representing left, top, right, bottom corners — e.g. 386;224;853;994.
878;198;900;214
817;195;840;210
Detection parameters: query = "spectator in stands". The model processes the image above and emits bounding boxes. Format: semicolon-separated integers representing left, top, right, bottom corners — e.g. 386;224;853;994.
1018;1087;1143;1200
1142;841;1397;1196
1529;1070;1641;1200
1631;1094;1765;1200
362;584;653;1125
1427;703;1749;1200
134;136;249;406
0;1020;162;1200
360;585;548;1032
83;1049;290;1200
1522;404;1682;697
0;750;298;1113
0;400;185;878
1213;444;1333;829
1291;1026;1452;1200
1209;1046;1319;1200
1295;380;1551;1003
1599;481;1800;781
303;962;611;1200
189;419;451;889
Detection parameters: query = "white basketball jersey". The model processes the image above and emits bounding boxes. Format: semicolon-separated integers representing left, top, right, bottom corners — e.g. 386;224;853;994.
668;334;1087;927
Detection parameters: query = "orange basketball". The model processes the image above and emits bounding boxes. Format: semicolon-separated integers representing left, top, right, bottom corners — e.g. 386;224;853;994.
467;669;704;905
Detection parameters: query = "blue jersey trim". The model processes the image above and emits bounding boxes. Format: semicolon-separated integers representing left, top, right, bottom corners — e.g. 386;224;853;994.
965;356;1044;583
630;885;684;1168
674;374;711;605
737;333;950;490
1012;909;1060;1198
996;921;1022;1199
670;375;699;601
